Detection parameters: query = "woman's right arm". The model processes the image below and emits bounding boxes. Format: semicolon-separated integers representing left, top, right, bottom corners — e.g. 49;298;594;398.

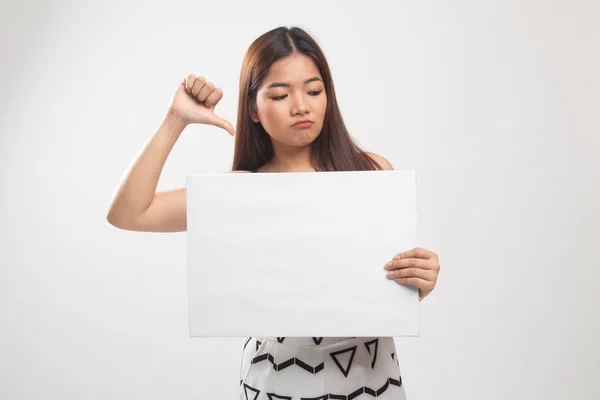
106;111;188;232
106;74;238;233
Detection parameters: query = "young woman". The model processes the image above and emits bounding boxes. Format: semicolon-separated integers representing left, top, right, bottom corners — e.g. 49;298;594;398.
107;26;440;399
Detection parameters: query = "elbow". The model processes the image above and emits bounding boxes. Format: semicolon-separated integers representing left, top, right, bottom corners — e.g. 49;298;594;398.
106;210;131;230
106;211;121;228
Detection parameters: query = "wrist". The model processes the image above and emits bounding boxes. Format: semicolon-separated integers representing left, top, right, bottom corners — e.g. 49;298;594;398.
164;109;189;132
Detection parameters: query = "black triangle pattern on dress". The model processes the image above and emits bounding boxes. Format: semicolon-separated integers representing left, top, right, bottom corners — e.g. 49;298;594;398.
244;337;252;350
251;353;324;374
241;339;403;397
329;345;357;378
277;337;285;343
312;337;323;345
267;393;293;400
287;376;402;400
364;338;379;369
243;383;260;400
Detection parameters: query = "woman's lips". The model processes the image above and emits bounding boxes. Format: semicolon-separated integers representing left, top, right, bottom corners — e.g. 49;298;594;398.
292;121;313;128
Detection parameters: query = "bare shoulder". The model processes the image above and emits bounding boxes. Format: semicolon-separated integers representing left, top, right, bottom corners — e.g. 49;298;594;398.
228;170;252;173
366;152;394;170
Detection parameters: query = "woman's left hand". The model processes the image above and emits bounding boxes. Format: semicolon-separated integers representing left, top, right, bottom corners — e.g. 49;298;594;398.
384;247;440;301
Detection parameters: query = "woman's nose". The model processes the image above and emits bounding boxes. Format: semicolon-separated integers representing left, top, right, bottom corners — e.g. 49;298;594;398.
291;93;309;115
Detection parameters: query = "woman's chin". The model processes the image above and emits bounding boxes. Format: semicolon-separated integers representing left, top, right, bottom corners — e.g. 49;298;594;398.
286;130;321;146
267;127;322;148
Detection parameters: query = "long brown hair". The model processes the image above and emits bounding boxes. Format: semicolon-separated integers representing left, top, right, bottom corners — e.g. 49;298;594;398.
232;26;382;172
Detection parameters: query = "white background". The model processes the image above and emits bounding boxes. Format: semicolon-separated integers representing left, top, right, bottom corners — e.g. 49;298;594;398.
1;0;598;399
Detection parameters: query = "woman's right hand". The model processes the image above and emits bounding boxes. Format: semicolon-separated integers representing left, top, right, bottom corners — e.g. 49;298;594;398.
167;74;235;136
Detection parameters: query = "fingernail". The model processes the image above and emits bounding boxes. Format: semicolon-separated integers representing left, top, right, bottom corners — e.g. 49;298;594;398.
387;271;394;278
385;262;392;269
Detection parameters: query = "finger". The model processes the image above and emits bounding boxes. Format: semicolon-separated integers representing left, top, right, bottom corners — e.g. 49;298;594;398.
185;74;196;92
394;277;434;292
387;267;434;281
207;113;235;136
191;76;207;96
385;258;429;270
204;88;223;108
196;81;215;102
393;247;436;261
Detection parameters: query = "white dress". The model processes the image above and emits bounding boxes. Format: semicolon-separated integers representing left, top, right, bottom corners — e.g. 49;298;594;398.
238;336;407;399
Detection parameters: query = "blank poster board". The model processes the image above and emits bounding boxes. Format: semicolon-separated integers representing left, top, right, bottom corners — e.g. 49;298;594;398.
186;170;419;337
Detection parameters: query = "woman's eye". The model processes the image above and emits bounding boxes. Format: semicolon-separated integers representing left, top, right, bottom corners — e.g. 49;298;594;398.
271;90;323;101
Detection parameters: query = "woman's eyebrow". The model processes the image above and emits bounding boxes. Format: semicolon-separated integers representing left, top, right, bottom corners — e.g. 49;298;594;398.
266;76;322;89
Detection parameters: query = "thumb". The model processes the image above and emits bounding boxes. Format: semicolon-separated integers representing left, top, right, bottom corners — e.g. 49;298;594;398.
207;113;235;136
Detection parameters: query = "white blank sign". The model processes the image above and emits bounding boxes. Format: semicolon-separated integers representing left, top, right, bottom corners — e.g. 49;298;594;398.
186;170;419;337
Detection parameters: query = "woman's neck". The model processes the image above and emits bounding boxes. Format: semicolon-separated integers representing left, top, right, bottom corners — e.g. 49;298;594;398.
263;144;316;173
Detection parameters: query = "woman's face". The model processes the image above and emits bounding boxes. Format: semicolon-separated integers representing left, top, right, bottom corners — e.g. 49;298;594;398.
252;54;327;148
